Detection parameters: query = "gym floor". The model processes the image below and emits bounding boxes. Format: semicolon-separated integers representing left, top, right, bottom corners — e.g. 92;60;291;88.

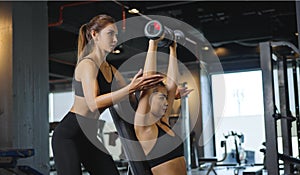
49;165;266;175
118;165;266;175
118;166;267;175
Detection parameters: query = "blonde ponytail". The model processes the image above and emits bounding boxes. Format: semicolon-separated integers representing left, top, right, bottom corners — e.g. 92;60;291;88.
77;23;88;59
77;14;115;62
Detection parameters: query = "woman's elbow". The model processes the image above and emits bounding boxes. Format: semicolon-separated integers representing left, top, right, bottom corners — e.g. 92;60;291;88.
86;101;98;112
88;106;98;113
95;101;113;112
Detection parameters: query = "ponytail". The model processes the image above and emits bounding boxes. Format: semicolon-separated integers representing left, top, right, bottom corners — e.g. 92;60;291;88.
77;23;88;59
77;14;115;62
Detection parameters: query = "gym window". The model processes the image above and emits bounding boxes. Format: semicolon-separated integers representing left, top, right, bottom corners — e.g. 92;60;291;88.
211;70;265;164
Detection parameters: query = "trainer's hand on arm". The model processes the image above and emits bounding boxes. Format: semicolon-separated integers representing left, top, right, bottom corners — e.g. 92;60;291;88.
128;69;164;93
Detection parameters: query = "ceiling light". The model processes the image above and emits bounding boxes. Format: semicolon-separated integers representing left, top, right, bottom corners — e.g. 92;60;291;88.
202;46;209;51
295;32;299;36
113;49;121;54
128;8;139;14
215;47;229;56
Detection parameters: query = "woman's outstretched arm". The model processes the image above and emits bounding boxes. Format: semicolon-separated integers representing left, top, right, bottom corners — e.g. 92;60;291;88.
164;42;179;120
135;39;160;127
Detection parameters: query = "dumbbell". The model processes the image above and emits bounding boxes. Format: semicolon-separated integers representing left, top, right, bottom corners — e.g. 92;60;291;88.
144;20;186;47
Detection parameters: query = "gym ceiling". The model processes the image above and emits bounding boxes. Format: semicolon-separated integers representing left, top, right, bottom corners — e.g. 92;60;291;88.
48;1;298;92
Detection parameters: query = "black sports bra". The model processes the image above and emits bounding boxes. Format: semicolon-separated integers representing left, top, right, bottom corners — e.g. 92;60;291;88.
146;122;184;168
73;60;114;97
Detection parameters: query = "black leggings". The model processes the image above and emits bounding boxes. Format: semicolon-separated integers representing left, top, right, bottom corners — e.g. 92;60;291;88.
52;112;119;175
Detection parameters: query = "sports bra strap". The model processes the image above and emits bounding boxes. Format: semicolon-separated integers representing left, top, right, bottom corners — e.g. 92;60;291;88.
160;120;172;129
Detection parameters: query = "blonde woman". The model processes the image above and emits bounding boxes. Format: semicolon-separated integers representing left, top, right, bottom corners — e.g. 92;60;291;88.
52;14;163;175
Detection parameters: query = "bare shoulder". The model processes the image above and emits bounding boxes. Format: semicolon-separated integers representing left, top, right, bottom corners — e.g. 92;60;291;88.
74;59;98;80
77;58;97;69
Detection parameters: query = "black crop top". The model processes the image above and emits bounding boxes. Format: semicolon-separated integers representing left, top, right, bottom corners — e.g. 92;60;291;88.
146;123;184;168
73;62;114;97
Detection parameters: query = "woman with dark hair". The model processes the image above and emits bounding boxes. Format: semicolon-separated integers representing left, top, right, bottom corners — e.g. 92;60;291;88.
51;14;163;175
134;37;192;175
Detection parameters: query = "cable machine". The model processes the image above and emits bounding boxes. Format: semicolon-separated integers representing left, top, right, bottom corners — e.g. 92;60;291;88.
260;41;300;175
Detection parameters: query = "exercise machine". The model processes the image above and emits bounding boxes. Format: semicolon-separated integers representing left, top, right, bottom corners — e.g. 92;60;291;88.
260;41;300;175
109;101;152;175
198;140;227;175
224;131;246;166
0;149;43;175
224;131;247;175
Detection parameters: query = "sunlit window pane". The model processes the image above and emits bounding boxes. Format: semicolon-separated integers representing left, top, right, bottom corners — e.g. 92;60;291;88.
211;70;265;164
